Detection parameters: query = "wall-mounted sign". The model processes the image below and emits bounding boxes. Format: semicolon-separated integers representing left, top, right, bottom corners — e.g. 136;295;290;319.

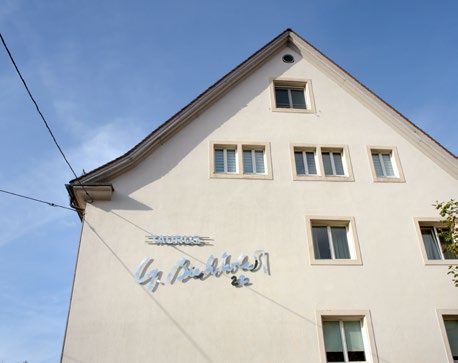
135;250;269;292
147;235;202;245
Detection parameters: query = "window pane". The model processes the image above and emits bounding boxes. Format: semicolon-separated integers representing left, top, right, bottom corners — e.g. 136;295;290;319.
331;227;350;259
444;319;458;361
295;151;306;175
333;153;344;176
313;226;332;259
306;152;317;174
290;89;306;109
226;149;236;173
322;152;333;176
254;150;265;173
214;149;225;173
243;150;253;173
372;153;384;177
344;321;366;362
323;321;345;362
382;154;394;176
275;88;290;108
421;228;442;260
438;229;458;260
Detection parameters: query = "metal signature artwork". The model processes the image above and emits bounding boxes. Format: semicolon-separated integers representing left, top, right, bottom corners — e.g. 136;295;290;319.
135;250;269;292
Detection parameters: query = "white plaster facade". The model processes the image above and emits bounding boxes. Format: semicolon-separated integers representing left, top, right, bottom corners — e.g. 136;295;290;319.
62;30;458;363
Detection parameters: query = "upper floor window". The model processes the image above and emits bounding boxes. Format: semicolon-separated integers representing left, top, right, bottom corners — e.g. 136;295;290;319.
291;144;354;182
415;219;458;265
214;148;237;174
271;79;315;113
275;87;306;109
210;142;272;180
421;226;456;260
306;217;362;265
243;148;266;174
367;146;405;182
322;150;345;176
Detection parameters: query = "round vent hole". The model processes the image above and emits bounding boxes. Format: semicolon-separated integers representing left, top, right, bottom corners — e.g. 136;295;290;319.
282;54;295;63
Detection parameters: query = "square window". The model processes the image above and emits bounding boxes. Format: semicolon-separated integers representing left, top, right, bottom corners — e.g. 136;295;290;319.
210;142;272;180
243;148;266;174
271;79;315;113
322;151;345;176
214;148;237;174
367;146;405;182
313;225;351;260
318;311;378;363
306;217;362;265
415;220;458;265
291;145;354;182
275;87;306;109
294;150;318;176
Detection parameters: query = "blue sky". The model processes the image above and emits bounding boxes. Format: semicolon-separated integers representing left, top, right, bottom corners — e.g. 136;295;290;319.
0;0;457;361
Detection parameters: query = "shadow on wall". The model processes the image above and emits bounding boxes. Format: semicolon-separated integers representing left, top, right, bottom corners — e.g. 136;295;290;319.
98;47;299;202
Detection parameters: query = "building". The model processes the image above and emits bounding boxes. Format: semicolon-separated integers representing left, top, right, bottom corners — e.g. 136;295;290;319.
62;29;458;362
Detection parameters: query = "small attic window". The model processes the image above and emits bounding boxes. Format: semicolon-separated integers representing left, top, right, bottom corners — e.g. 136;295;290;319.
271;79;315;113
282;54;295;63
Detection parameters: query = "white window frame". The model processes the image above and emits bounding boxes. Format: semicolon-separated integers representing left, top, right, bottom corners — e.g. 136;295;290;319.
270;78;316;113
242;147;266;175
414;218;458;265
209;141;272;180
437;310;458;363
367;146;405;183
317;310;379;363
291;144;354;182
306;217;362;265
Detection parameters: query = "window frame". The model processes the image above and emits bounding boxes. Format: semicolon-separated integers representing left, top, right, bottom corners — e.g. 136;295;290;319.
437;310;458;363
291;144;354;182
209;141;272;180
317;310;379;363
367;146;405;183
270;79;316;113
415;218;458;265
306;217;362;265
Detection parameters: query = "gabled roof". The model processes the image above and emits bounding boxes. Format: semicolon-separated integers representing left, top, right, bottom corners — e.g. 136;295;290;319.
67;29;458;213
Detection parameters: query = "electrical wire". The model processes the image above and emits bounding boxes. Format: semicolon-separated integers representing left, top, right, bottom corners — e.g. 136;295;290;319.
0;32;93;203
0;188;77;212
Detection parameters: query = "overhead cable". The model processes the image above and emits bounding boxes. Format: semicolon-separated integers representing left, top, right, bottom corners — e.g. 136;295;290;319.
0;188;77;212
0;32;93;203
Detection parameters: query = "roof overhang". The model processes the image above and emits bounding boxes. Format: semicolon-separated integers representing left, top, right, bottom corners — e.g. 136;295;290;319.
66;183;114;219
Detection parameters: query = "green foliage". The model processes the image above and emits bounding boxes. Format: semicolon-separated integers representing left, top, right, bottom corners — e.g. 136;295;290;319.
434;199;458;287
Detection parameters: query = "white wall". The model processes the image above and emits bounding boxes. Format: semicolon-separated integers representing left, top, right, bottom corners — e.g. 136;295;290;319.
62;46;458;363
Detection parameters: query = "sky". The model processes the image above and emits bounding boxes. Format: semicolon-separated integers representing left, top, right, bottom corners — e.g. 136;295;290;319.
0;0;457;361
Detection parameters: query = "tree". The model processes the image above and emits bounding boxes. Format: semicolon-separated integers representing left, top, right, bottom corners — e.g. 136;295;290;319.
434;199;458;286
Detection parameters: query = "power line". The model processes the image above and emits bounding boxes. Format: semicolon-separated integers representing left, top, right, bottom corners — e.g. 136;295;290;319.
0;32;93;203
0;188;77;212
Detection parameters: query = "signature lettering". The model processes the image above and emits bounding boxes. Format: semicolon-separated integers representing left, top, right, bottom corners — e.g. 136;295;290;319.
135;250;269;291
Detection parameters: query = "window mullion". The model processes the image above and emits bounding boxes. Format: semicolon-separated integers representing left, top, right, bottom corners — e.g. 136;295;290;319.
378;153;387;177
340;321;350;363
287;89;293;108
223;149;228;173
433;227;445;260
330;152;337;175
327;226;336;259
302;152;309;175
251;150;256;173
